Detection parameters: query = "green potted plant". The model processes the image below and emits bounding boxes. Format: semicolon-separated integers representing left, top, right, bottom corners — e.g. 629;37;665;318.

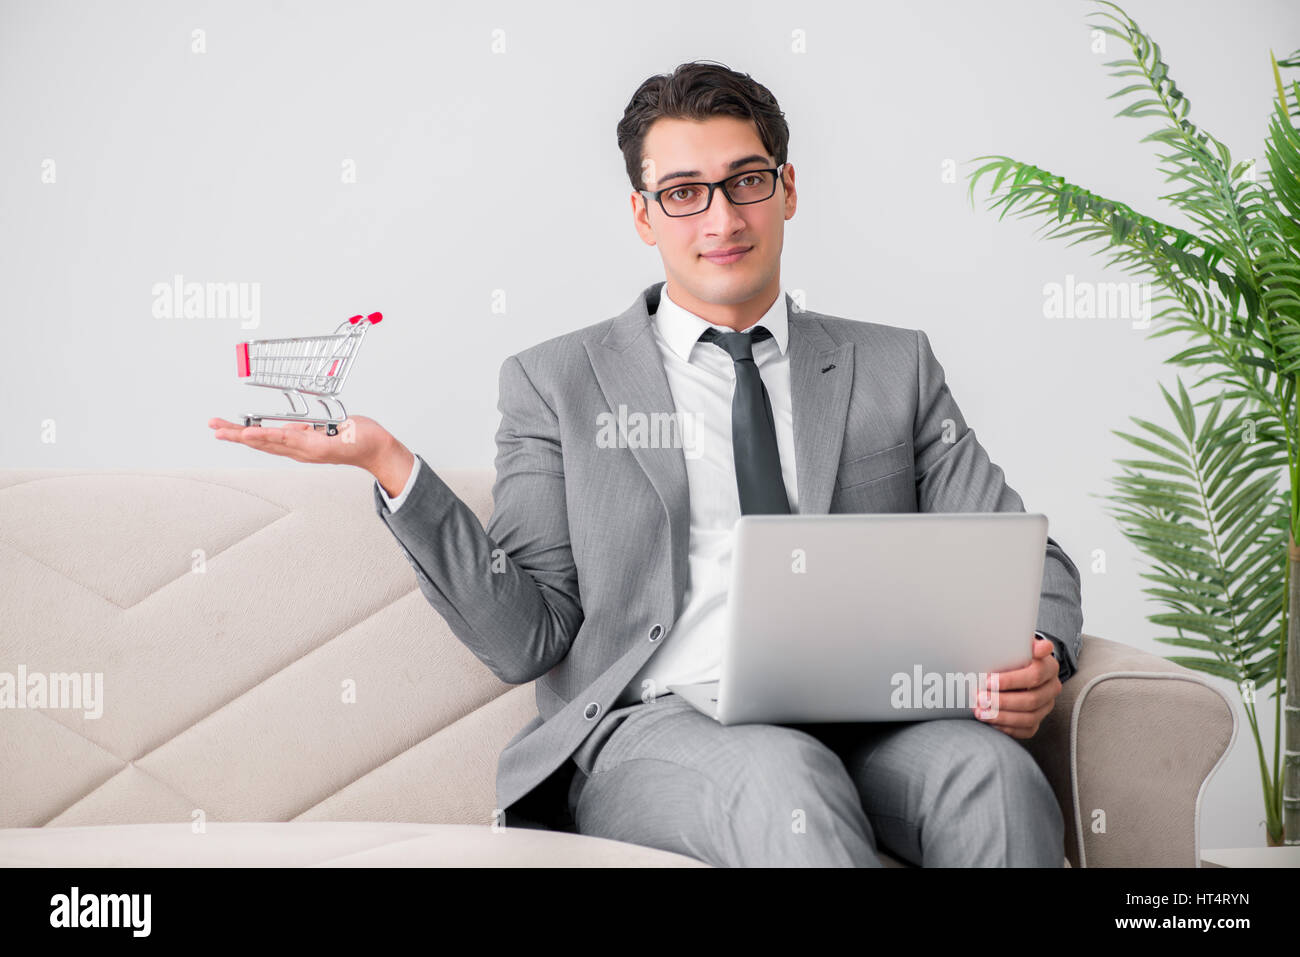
967;0;1299;846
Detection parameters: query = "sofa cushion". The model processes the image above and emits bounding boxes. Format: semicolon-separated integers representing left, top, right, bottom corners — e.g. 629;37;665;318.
0;467;531;829
0;821;712;866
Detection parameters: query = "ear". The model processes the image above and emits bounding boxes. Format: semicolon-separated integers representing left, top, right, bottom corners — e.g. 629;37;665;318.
631;191;657;246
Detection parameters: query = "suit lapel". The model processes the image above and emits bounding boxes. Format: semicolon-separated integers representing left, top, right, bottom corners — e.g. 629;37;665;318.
585;282;692;615
788;299;855;515
585;281;855;618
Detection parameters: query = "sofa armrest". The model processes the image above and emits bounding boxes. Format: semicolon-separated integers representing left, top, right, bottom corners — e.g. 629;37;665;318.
1022;633;1237;868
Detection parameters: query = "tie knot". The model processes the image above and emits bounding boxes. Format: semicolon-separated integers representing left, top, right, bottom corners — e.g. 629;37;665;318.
699;324;772;361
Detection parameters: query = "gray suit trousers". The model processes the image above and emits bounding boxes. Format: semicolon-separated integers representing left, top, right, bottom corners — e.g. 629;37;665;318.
565;692;1064;867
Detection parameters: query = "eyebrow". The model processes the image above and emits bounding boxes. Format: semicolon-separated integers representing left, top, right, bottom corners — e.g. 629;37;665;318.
654;154;772;187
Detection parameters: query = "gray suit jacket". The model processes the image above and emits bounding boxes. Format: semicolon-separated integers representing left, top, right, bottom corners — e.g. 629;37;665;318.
373;280;1084;821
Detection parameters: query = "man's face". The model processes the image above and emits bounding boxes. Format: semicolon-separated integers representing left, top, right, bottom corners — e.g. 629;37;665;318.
632;115;796;317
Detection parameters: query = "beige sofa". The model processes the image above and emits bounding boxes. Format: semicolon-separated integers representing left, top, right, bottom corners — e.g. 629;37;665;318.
0;466;1237;866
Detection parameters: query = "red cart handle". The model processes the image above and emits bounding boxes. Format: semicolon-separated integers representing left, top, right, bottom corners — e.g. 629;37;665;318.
348;311;383;325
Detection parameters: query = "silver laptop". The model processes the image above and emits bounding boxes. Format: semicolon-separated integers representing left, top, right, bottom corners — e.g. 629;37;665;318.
667;512;1048;724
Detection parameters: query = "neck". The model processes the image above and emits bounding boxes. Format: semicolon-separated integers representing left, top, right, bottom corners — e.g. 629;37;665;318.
663;277;781;331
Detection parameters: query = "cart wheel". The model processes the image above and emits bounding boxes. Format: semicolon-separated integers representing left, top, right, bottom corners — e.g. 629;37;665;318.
242;417;251;427
327;423;338;436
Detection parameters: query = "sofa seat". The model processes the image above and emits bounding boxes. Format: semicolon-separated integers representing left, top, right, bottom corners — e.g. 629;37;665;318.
0;820;1036;867
0;821;714;867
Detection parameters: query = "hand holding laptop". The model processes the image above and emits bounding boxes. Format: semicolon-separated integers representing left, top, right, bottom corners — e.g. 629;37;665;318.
974;635;1062;739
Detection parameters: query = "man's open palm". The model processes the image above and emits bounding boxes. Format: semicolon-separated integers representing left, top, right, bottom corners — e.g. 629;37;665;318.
208;414;390;469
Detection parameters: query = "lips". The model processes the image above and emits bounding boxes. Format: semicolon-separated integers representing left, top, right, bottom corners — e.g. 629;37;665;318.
701;245;752;264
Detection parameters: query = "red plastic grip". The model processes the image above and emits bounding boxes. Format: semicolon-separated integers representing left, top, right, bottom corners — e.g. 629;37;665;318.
236;342;250;377
347;314;363;325
366;311;383;324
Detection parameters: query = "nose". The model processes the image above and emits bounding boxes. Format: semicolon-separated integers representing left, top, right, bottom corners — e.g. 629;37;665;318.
700;186;747;234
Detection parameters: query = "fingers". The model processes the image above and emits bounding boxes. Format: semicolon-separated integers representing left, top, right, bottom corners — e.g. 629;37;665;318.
209;419;316;458
245;426;310;455
208;418;244;433
975;697;1054;738
217;431;298;458
975;664;1061;739
211;417;319;432
987;638;1057;692
975;683;1056;717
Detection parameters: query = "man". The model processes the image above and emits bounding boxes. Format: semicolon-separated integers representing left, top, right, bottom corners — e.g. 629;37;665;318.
210;61;1083;867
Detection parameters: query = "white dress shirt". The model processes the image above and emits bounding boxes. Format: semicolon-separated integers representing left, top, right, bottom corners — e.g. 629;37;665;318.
378;450;423;513
617;285;795;705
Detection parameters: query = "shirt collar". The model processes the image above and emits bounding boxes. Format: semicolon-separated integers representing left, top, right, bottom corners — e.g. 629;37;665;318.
652;283;789;362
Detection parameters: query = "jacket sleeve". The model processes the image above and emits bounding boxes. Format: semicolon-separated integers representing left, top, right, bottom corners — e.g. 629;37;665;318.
913;329;1084;681
373;354;583;684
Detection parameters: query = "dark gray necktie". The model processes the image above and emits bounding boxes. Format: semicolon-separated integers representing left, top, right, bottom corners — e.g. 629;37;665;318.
698;325;791;515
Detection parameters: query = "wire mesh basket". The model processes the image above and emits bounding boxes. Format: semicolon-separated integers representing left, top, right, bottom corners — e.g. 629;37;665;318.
236;311;382;435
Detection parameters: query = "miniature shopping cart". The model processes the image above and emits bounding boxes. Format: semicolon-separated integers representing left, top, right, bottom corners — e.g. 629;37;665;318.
235;311;382;436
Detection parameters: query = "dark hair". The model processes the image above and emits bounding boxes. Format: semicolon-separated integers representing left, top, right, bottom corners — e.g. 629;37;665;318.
617;60;789;193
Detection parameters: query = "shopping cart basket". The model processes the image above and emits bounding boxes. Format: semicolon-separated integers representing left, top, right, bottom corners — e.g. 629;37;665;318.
236;311;382;436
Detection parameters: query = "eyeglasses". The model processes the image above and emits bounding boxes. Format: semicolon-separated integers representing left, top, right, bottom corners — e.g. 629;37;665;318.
640;164;786;217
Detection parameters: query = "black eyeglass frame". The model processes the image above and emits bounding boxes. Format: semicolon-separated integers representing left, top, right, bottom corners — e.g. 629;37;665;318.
639;163;787;218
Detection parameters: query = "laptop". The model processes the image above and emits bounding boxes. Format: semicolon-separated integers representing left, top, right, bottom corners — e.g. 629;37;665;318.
666;512;1048;724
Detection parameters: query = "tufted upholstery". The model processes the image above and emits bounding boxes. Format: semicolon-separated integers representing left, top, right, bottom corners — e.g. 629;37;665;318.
0;467;1235;866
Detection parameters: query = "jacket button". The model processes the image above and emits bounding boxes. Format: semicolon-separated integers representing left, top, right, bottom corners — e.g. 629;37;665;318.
648;623;664;641
584;702;600;720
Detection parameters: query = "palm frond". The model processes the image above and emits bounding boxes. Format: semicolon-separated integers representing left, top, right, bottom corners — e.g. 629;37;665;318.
1092;377;1289;690
1086;2;1300;368
966;156;1300;454
1087;2;1253;255
1272;48;1300;126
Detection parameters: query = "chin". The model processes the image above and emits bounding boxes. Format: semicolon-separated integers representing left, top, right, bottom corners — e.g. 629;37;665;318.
692;266;763;297
698;286;757;308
